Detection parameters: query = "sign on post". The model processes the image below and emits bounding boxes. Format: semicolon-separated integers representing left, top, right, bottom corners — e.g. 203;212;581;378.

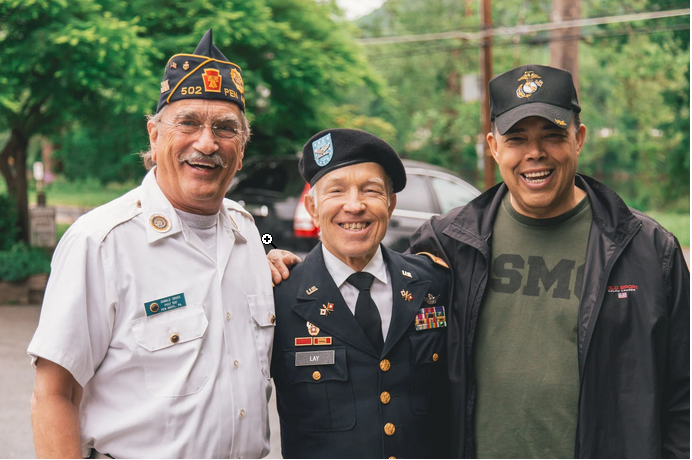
30;207;56;248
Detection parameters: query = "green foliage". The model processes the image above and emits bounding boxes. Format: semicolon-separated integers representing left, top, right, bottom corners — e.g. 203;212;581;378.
0;242;51;282
0;194;19;250
646;211;690;247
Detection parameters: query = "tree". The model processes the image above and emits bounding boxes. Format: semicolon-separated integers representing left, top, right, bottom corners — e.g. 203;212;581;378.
0;0;154;241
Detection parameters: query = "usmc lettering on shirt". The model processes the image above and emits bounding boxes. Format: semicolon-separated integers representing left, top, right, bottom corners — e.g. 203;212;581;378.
489;254;585;300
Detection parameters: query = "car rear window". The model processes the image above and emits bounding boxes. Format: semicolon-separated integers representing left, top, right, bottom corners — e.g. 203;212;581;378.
229;159;305;199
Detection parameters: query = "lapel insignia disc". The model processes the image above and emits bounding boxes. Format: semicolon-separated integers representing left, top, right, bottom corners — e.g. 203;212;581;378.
307;321;320;336
402;270;412;278
400;290;413;302
320;302;334;316
150;214;171;232
306;286;318;296
415;306;447;330
183;60;190;71
424;293;440;305
516;71;543;98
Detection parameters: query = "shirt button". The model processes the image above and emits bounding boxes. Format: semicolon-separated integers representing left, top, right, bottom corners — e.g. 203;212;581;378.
239;409;246;419
234;360;240;368
384;423;396;436
389;457;397;459
312;371;321;381
170;334;180;344
380;391;391;404
226;312;231;321
379;359;391;372
432;352;439;362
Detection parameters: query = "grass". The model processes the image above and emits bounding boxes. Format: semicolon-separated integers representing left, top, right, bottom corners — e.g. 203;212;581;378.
646;212;690;247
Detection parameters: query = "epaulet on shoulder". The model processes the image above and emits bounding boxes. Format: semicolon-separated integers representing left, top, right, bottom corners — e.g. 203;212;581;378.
416;252;450;269
224;199;253;221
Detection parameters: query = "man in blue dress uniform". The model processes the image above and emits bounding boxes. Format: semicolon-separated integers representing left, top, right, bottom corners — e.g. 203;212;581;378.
271;128;451;459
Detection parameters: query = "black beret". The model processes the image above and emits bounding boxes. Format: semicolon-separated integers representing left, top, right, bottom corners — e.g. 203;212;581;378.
299;129;406;193
489;64;580;135
157;29;245;113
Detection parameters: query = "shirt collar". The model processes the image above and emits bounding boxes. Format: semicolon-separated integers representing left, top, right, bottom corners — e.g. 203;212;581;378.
321;243;388;288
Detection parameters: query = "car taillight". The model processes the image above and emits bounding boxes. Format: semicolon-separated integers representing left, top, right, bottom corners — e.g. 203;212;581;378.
294;183;320;238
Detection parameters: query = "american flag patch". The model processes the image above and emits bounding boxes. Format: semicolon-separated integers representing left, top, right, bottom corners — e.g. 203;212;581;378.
618;292;627;299
415;306;447;331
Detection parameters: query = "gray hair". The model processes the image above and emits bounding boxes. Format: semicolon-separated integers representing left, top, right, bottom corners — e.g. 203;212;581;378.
139;104;252;170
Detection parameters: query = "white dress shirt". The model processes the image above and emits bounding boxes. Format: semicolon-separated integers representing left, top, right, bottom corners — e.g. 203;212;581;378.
321;244;393;340
28;169;274;459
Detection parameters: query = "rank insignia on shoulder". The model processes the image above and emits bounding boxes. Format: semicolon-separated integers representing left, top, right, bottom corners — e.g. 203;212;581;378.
320;302;334;315
306;286;318;296
401;290;413;302
307;321;320;336
416;252;449;269
402;270;412;278
415;306;447;330
424;293;440;305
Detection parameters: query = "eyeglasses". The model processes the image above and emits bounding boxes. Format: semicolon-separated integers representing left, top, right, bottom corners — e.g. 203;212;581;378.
158;119;242;140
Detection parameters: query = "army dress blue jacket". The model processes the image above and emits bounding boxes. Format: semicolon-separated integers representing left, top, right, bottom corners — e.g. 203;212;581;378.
271;243;451;459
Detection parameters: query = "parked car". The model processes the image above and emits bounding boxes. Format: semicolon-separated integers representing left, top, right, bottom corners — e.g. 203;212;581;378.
226;156;481;256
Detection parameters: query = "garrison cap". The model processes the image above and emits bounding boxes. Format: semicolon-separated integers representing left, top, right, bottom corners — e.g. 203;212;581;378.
489;64;580;135
299;129;406;193
157;29;245;113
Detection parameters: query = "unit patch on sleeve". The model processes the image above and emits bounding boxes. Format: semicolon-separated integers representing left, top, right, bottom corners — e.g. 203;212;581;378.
415;306;447;331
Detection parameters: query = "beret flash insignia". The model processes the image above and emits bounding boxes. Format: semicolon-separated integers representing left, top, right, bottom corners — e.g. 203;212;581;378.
516;71;543;98
231;68;244;94
312;133;334;167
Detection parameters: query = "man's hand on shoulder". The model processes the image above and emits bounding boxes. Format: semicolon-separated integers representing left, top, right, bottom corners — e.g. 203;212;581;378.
267;249;302;285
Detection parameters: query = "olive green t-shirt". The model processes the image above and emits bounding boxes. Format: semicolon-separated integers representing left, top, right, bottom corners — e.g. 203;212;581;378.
474;192;592;459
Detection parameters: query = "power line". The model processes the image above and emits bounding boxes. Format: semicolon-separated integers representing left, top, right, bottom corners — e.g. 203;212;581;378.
358;8;690;45
364;23;690;60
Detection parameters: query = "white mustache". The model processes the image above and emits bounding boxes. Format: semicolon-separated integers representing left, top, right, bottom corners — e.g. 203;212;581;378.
179;151;227;168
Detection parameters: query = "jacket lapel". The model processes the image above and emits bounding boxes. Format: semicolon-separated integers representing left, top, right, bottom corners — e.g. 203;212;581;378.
382;246;431;357
291;244;379;358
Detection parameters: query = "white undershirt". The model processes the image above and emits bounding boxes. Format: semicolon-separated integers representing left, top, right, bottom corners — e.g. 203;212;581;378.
175;209;219;262
321;244;393;340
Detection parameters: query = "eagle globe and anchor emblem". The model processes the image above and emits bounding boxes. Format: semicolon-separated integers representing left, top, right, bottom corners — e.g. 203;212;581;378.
516;71;543;98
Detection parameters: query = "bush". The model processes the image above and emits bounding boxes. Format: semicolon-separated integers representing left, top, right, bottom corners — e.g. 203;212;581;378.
0;243;51;282
0;194;19;250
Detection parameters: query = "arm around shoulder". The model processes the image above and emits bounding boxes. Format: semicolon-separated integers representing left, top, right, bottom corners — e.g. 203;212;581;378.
31;358;83;459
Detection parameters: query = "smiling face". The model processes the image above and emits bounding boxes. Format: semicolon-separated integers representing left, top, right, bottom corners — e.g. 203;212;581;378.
487;116;587;219
147;99;245;215
305;162;396;271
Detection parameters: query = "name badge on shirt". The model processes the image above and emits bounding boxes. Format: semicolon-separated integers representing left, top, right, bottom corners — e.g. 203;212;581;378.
144;293;187;316
295;350;335;366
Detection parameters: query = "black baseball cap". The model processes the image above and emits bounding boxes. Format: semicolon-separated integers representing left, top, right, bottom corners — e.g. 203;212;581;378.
157;29;245;113
489;65;580;135
299;129;406;193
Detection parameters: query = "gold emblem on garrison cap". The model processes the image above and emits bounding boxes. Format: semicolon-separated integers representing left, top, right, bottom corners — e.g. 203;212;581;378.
424;293;440;305
160;79;170;94
183;61;190;71
150;214;171;232
307;321;320;336
231;68;244;94
516;71;543;99
170;61;177;70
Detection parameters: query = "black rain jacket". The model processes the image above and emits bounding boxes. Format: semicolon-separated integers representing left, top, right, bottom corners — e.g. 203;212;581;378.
408;174;689;458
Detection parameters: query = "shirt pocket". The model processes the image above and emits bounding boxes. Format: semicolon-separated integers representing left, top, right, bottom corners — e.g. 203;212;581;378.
130;304;209;398
408;329;446;415
282;346;355;431
247;294;276;379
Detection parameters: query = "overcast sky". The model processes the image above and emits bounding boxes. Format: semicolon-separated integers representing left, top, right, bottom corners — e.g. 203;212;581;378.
335;0;386;20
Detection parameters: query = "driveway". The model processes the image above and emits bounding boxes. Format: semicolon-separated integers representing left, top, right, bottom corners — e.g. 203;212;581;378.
0;305;283;459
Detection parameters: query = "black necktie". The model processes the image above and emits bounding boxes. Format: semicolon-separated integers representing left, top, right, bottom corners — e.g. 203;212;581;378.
346;272;384;354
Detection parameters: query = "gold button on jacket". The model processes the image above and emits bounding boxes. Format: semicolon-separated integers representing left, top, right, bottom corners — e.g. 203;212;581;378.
379;359;391;372
384;423;396;436
380;391;391;404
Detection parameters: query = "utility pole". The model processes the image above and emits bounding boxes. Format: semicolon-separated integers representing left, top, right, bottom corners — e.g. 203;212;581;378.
481;0;495;190
550;0;581;93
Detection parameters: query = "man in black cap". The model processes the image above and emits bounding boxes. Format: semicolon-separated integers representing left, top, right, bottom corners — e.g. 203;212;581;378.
29;30;276;458
406;64;690;458
270;128;451;458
